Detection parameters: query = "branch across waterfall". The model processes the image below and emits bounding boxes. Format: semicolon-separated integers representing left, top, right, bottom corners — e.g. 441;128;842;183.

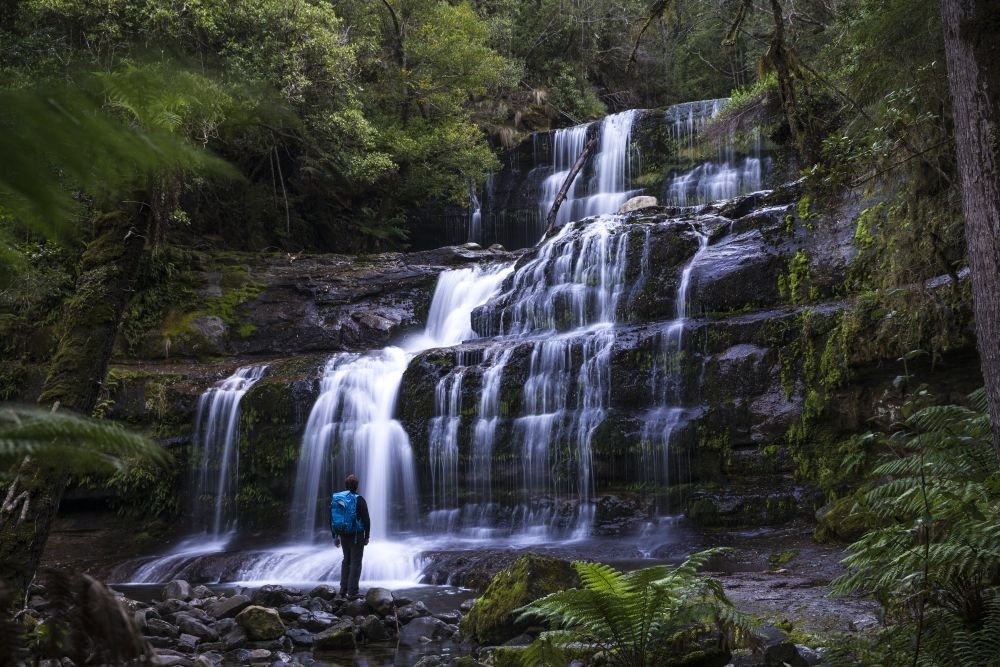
545;136;599;235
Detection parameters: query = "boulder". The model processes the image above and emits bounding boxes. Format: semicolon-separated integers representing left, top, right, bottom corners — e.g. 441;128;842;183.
340;597;371;617
284;627;314;646
192;652;222;667
235;606;286;641
301;610;336;632
208;594;251;619
162;581;193;602
312;621;356;650
396;602;430;624
814;496;869;543
191;585;214;600
176;615;219;641
251;585;299;608
618;195;659;213
276;605;310;622
222;626;248;651
365;587;394;616
307;585;338;601
146;618;180;638
176;633;199;653
399;616;446;645
460;553;578;645
361;614;390;641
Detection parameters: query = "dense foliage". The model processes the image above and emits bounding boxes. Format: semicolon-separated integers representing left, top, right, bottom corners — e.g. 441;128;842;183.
829;390;1000;666
517;552;755;666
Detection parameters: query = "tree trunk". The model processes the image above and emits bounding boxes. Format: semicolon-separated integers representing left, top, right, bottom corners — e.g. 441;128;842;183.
545;136;598;235
0;203;150;602
939;0;1000;464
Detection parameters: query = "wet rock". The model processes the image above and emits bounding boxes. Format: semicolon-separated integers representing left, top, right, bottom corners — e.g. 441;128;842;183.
151;654;192;667
396;602;430;624
236;606;286;641
795;645;823;666
158;599;190;616
301;610;335;632
147;636;176;649
177;633;199;653
208;594;251;619
459;599;477;612
392;593;414;607
764;642;809;667
361;614;390;641
365;587;394;616
222;626;248;650
277;605;310;622
312;621;356;650
252;585;300;608
460;553;579;645
191;585;214;600
284;628;314;646
619;195;658;213
306;597;332;613
307;585;338;601
399;616;446;644
435;611;460;625
340;597;371;617
162;580;193;602
176;615;219;641
192;652;222;667
146;618;180;638
211;618;236;636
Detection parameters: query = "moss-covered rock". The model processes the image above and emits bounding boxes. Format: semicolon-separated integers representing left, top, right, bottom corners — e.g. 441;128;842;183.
235;605;285;641
813;495;870;543
460;553;579;645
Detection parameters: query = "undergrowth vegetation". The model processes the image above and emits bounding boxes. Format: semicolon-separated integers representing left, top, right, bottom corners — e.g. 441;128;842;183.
517;551;757;667
829;389;1000;666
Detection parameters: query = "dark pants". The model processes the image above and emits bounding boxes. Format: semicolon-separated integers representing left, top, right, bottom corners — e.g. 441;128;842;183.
339;534;365;596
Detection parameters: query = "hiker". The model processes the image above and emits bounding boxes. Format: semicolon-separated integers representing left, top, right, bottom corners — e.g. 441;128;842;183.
330;473;371;597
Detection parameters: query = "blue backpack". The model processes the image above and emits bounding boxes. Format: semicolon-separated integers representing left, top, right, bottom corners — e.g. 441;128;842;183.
330;490;364;536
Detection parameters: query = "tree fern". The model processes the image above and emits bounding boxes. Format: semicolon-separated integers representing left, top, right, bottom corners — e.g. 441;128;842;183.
516;550;757;667
0;405;168;477
831;388;1000;666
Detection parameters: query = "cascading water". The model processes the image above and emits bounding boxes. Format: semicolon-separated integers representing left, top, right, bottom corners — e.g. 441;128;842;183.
664;99;764;206
119;365;266;583
641;226;710;497
538;111;641;231
190;365;268;539
473;98;770;249
113;101;776;588
423;217;631;541
240;263;513;583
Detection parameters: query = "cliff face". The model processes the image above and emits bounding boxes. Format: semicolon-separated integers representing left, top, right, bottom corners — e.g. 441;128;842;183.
60;187;980;537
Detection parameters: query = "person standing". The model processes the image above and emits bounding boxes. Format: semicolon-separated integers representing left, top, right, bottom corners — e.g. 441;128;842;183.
331;473;371;598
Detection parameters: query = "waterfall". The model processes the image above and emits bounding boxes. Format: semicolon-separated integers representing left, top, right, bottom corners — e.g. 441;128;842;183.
664;99;763;206
289;263;513;544
428;366;465;512
538;111;641;232
190;365;267;539
474;98;769;248
642;226;710;496
289;348;417;542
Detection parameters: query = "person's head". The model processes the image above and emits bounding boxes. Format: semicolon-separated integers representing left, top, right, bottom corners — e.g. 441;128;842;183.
345;474;359;493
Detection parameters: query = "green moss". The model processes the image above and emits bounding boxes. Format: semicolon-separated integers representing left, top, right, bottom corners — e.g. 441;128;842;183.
461;553;579;645
768;550;799;566
814;495;871;543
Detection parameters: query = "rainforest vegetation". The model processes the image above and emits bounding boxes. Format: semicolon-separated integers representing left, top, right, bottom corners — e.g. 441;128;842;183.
1;0;999;665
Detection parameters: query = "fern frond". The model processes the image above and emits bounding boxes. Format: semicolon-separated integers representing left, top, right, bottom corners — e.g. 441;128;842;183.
0;405;169;476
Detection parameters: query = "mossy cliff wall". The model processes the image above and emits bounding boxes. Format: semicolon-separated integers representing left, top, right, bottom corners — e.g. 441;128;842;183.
37;190;981;538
